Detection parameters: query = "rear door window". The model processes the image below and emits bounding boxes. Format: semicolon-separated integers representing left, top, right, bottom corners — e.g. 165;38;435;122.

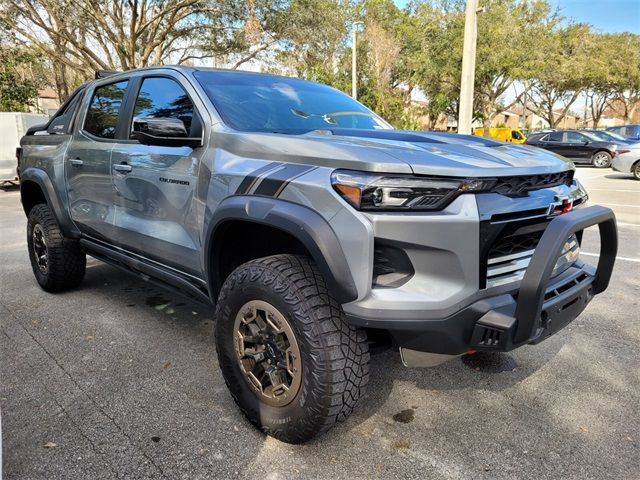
548;132;563;142
84;81;129;139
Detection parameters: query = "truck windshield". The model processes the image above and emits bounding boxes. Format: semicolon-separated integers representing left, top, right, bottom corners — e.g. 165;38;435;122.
194;71;392;133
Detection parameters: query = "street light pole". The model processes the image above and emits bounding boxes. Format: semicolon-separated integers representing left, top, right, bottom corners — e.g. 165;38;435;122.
351;21;364;100
457;0;480;134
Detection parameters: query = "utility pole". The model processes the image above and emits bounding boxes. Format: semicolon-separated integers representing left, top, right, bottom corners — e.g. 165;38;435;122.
351;21;364;100
457;0;480;134
583;94;589;128
521;81;528;129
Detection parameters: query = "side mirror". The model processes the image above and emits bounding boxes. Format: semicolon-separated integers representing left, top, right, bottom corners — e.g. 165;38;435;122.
133;117;202;148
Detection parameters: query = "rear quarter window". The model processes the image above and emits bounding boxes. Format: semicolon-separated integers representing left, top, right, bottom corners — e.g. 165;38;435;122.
47;90;84;134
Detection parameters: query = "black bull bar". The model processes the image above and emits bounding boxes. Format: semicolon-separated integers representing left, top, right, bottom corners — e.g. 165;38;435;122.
471;205;618;350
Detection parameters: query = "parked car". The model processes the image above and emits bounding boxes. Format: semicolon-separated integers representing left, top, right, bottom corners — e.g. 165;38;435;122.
18;66;617;443
611;146;640;180
473;127;526;143
606;124;640;141
525;130;624;168
581;129;639;146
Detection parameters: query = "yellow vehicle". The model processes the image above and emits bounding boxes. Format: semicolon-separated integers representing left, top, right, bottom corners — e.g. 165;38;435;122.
473;127;527;144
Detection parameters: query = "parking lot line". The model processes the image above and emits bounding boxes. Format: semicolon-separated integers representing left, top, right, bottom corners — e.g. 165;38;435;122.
595;202;640;208
576;171;611;179
581;252;640;263
586;188;640;193
617;222;640;228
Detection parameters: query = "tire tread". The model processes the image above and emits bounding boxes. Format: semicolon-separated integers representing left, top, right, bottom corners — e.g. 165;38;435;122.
27;204;86;292
214;254;370;443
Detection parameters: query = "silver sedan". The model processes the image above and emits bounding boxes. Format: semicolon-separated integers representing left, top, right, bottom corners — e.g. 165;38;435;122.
612;145;640;180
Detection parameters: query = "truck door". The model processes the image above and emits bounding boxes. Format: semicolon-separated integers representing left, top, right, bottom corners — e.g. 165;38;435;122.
65;80;129;241
109;74;205;276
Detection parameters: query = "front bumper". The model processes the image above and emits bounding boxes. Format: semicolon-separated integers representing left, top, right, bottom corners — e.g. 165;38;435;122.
347;205;617;356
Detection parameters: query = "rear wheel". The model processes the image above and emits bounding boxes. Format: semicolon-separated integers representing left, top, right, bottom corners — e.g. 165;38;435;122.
214;254;370;444
592;151;612;168
27;204;86;292
633;161;640;180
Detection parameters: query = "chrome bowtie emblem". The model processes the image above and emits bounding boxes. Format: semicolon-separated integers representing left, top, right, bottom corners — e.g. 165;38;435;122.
548;197;573;216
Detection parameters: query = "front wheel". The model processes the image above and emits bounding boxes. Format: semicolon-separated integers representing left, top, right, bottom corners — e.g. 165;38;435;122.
592;151;612;168
214;254;370;444
633;161;640;180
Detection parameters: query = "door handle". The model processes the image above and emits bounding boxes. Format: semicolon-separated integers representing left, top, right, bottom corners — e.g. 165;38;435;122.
113;163;132;173
69;158;83;166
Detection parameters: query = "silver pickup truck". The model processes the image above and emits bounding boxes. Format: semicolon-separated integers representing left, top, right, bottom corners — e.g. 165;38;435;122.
18;67;617;443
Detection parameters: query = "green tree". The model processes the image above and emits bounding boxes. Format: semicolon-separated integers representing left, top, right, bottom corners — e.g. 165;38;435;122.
473;0;558;134
528;23;593;128
0;0;250;100
402;0;559;133
581;33;621;127
605;32;640;122
271;0;351;86
0;46;42;111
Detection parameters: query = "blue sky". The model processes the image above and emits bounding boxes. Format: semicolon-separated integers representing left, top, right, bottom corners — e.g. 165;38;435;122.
547;0;639;33
393;0;640;33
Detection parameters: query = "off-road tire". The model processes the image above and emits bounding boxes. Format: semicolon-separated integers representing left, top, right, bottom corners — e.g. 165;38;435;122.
633;161;640;180
27;204;86;292
592;151;612;168
214;254;370;444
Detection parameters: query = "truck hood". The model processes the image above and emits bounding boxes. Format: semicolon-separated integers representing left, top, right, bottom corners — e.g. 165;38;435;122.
216;128;573;177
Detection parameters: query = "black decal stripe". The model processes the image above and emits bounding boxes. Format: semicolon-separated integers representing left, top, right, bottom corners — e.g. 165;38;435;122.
274;166;318;197
254;165;316;197
234;161;281;194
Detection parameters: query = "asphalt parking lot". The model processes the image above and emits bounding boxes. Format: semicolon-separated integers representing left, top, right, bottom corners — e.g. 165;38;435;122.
1;168;639;480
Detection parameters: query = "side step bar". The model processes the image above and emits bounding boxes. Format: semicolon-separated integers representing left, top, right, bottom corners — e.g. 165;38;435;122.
80;239;212;305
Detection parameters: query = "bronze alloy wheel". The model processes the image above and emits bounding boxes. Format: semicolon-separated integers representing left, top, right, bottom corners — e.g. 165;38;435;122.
32;224;49;274
233;300;302;407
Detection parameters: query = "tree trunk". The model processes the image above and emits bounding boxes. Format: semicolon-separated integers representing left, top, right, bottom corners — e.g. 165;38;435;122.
53;62;70;104
482;115;492;137
627;102;637;123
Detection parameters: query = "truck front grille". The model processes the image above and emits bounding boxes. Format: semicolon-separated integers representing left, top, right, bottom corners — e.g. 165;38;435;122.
486;248;537;288
491;171;573;196
486;233;579;288
488;230;543;257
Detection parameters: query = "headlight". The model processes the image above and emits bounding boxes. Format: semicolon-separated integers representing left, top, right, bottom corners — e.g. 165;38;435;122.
552;233;580;277
331;170;495;211
570;179;589;208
